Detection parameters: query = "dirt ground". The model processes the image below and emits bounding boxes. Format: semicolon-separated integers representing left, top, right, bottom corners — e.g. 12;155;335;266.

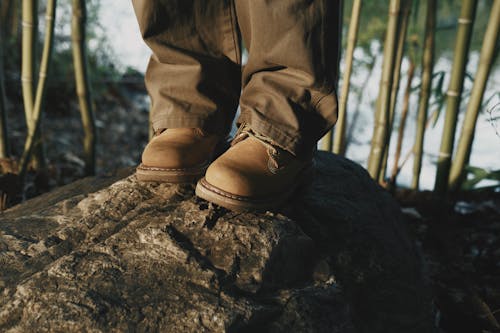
1;80;499;333
398;189;500;332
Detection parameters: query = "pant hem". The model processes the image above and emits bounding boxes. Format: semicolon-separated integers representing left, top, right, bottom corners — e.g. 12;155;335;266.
151;115;230;136
237;111;313;159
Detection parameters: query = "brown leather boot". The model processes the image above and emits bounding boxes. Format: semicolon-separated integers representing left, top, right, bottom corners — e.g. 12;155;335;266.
195;125;313;212
136;128;222;183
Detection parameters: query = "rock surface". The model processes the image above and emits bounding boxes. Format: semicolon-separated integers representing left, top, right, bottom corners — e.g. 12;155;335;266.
0;152;434;332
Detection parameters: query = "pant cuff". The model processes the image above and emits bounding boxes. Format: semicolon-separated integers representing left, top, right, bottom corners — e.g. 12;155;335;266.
237;111;315;160
151;113;232;137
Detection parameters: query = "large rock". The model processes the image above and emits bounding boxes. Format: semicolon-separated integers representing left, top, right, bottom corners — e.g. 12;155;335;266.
0;152;434;332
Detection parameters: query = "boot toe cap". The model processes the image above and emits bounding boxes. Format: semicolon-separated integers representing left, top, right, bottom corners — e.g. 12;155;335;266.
205;161;261;197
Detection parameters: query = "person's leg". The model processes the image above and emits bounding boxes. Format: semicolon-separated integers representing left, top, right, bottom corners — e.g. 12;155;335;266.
196;0;342;211
236;0;341;158
132;0;242;182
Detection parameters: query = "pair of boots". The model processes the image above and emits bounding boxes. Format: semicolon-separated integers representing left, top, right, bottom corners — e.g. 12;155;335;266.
132;0;341;211
136;125;312;212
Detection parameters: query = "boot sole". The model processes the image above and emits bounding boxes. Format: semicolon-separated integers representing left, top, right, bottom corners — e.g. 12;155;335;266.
136;139;231;184
136;162;210;183
195;164;314;212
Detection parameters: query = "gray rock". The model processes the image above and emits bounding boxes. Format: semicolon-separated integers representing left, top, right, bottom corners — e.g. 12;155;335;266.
0;152;433;332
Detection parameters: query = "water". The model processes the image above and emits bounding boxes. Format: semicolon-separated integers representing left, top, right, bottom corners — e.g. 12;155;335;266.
97;3;150;72
99;2;500;190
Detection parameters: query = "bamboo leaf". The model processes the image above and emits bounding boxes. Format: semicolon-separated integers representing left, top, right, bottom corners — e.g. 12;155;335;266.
433;71;446;99
411;0;420;25
464;71;475;83
462;166;500;190
432;94;446;127
481;92;500;111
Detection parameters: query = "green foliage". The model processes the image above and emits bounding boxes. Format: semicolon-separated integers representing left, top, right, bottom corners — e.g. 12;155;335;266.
1;0;120;109
462;166;500;190
344;0;494;57
50;0;120;99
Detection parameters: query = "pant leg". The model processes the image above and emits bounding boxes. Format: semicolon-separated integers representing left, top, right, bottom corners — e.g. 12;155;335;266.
132;0;242;135
235;0;341;158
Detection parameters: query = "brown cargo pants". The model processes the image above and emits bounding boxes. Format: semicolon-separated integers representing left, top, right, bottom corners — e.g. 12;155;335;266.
132;0;341;158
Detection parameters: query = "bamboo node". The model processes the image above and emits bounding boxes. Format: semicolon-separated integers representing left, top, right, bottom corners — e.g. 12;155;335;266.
21;20;34;28
458;18;472;24
446;90;459;97
20;76;32;83
438;152;451;158
45;15;54;21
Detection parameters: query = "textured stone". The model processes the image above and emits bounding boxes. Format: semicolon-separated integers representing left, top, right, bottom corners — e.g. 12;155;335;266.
0;152;434;332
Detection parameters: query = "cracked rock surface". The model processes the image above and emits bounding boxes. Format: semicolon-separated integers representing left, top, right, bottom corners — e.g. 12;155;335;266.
0;152;433;332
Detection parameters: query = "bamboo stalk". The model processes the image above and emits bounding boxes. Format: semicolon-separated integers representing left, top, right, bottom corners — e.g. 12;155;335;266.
21;0;46;170
1;0;19;40
367;0;401;179
19;0;57;179
0;23;9;158
10;0;19;39
389;57;416;185
379;0;412;182
0;1;6;16
333;0;362;156
411;0;437;190
0;1;11;27
21;0;36;129
434;0;478;195
0;1;9;32
72;0;96;176
321;129;333;151
449;0;500;191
